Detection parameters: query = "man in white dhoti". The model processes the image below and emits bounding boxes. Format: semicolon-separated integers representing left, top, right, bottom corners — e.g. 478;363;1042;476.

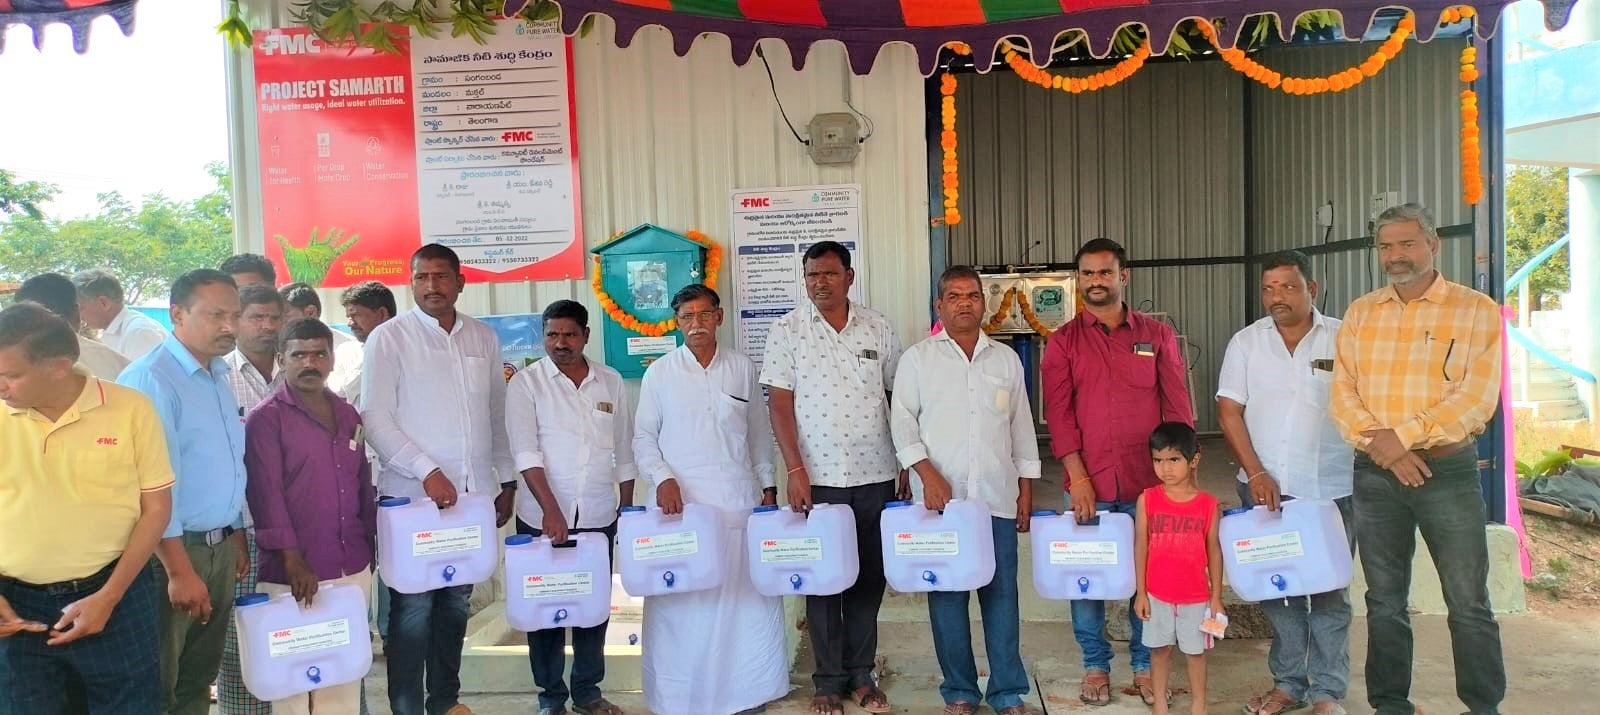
633;284;789;715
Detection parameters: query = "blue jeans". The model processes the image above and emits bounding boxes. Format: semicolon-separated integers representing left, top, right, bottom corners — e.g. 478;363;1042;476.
1355;450;1503;715
386;583;473;715
517;518;616;710
0;564;160;714
1235;483;1356;703
927;517;1029;710
1070;501;1149;674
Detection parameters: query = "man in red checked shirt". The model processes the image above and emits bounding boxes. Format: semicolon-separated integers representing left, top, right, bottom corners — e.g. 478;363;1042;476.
1041;238;1194;708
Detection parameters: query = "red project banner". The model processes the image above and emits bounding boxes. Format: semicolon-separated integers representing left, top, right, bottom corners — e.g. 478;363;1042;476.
255;29;421;288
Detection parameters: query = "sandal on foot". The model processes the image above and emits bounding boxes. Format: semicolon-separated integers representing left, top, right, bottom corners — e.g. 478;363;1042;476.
851;685;891;714
1310;702;1347;715
809;694;843;715
1133;672;1174;707
941;702;977;715
1245;690;1308;715
573;698;623;715
1080;670;1112;706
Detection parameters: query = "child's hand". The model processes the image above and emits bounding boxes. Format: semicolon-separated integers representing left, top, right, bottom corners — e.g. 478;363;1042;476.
1210;598;1226;618
1134;593;1151;621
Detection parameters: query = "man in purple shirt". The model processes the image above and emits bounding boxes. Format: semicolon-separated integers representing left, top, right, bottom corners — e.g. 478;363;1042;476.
1041;238;1194;708
244;317;377;715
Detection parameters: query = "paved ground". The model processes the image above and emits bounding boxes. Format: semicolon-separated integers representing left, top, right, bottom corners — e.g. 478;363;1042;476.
320;610;1596;714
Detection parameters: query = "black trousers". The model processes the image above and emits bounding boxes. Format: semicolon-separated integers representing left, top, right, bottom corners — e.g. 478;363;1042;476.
806;480;896;695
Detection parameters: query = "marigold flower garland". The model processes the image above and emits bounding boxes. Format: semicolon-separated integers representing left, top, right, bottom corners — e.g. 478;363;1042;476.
590;229;722;338
981;288;1053;339
1197;13;1414;94
1000;40;1151;94
940;72;962;226
1445;5;1483;204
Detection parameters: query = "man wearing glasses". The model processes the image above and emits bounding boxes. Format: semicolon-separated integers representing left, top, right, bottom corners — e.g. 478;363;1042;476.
632;284;787;715
760;241;902;715
1331;203;1504;715
1040;238;1195;707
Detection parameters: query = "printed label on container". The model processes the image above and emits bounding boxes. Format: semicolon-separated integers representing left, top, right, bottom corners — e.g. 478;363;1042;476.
522;571;593;599
411;525;484;557
893;531;959;556
632;530;698;560
1049;540;1119;565
268;618;352;658
1232;531;1305;564
759;537;823;563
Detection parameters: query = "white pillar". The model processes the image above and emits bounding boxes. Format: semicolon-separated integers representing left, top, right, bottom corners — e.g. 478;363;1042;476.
1570;170;1600;419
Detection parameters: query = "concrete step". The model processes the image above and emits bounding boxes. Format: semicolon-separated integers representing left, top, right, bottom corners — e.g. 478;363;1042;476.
1513;399;1589;421
1511;380;1582;403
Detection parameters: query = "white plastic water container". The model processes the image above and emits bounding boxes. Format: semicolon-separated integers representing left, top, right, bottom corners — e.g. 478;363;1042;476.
376;494;498;594
1220;500;1353;601
234;584;373;702
1029;509;1136;600
746;504;860;596
616;504;725;596
504;532;612;632
605;574;643;648
879;499;994;592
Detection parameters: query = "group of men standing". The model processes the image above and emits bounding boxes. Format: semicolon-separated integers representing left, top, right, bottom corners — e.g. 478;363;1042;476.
2;200;1507;715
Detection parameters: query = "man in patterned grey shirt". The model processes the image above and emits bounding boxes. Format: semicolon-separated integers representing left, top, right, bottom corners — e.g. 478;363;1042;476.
760;241;903;715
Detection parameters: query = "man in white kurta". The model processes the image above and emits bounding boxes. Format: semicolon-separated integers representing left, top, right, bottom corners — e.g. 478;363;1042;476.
632;284;788;715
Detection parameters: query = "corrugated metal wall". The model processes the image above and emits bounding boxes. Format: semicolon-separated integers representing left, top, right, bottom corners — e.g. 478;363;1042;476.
947;59;1247;431
947;60;1247;265
1248;40;1472;253
237;3;931;359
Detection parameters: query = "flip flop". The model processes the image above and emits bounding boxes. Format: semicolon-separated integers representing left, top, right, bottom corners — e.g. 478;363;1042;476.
852;684;892;714
1080;670;1112;706
1245;689;1308;715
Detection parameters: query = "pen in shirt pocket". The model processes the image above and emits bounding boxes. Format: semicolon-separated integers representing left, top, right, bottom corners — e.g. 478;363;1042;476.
726;393;749;403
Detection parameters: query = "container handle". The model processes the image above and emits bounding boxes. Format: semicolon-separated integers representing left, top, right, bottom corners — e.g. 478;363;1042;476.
305;666;322;685
789;574;803;591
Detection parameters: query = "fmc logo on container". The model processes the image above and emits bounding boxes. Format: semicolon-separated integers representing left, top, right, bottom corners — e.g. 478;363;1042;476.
262;33;323;56
740;197;771;209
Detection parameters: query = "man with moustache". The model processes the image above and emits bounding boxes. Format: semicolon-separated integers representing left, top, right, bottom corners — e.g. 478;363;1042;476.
1331;204;1504;715
506;300;636;715
1217;251;1354;715
245;317;377;715
633;284;787;715
761;241;902;715
1040;238;1194;706
361;244;516;715
217;285;287;715
891;266;1039;715
119;269;250;715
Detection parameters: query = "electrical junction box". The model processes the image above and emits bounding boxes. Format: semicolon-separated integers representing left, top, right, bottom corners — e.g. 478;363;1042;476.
806;112;861;165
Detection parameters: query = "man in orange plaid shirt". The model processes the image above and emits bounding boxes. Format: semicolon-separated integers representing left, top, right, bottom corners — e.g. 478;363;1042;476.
1330;203;1504;715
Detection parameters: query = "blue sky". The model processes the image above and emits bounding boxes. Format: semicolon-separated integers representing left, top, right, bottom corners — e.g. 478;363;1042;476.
0;3;229;219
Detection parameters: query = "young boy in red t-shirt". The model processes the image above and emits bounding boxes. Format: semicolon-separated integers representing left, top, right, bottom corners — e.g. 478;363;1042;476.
1134;422;1224;715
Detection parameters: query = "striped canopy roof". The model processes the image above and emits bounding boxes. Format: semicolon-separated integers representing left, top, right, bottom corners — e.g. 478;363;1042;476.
545;0;1582;73
0;0;1583;69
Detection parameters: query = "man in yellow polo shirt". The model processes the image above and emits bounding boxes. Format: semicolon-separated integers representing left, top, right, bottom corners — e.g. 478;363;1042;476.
0;302;175;713
1330;203;1505;715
